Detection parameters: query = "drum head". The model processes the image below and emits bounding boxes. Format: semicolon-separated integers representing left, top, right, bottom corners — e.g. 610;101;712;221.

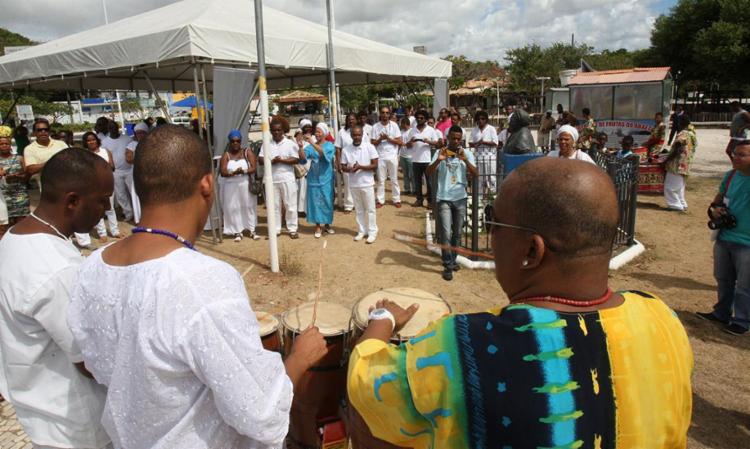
281;302;351;337
353;288;451;339
255;311;279;338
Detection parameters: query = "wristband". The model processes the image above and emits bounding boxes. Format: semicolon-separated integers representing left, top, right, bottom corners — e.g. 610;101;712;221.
368;308;396;332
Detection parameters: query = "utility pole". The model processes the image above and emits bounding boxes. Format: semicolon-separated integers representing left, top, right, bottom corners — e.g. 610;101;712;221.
535;76;550;114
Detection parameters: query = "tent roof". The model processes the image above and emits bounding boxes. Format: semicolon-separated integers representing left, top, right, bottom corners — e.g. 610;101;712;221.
0;0;451;91
568;67;671;86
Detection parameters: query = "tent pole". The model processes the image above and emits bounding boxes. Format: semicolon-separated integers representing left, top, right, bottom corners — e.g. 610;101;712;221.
144;72;172;123
325;0;339;137
200;64;213;155
193;64;219;244
254;0;280;273
65;90;75;125
235;81;260;131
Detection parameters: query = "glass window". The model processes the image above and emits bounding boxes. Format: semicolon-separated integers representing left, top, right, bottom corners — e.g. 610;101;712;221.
614;84;662;120
570;86;613;120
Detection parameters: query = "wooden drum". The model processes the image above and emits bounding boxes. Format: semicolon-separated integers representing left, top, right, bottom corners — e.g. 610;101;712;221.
255;311;281;353
281;302;352;449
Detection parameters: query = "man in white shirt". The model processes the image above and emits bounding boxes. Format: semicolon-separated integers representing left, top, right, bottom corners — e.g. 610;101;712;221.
470;110;500;197
0;148;113;449
68;125;328;449
259;118;301;238
371;106;403;208
547;125;596;164
357;111;373;141
406;109;439;208
342;125;379;244
23;118;69;186
101;121;134;221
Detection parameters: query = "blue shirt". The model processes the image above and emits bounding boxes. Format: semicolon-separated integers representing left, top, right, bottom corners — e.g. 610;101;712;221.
719;169;750;247
431;148;476;202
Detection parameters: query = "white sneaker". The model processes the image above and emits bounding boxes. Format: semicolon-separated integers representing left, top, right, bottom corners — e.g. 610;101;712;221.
234;234;242;242
366;235;376;244
354;233;365;241
250;232;260;240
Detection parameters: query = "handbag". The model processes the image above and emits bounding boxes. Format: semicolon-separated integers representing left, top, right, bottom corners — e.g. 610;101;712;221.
244;149;263;195
294;163;308;179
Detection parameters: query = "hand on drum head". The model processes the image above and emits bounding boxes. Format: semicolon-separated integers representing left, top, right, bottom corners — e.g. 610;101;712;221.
370;299;419;334
292;326;329;368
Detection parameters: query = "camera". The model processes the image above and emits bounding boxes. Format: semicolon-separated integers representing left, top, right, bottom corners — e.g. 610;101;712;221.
707;205;737;230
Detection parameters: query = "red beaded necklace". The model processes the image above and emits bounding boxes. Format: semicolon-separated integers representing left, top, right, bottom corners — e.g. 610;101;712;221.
511;288;614;307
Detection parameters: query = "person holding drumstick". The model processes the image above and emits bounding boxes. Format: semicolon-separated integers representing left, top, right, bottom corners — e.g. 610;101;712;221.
348;157;693;449
68;125;328;449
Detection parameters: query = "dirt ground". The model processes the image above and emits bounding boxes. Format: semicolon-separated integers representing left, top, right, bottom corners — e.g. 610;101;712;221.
1;129;747;448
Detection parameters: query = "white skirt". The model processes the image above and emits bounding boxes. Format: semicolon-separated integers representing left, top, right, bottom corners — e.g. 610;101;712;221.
221;176;258;235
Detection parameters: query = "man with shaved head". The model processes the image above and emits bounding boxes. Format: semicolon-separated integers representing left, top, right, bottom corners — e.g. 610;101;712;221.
0;148;112;449
68;125;328;449
348;158;693;448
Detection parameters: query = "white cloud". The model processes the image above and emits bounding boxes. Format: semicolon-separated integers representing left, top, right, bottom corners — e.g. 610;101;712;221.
0;0;665;63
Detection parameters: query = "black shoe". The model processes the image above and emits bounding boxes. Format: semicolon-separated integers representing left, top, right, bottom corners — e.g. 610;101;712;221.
412;200;423;208
696;311;729;325
723;323;748;336
452;264;461;272
442;269;453;281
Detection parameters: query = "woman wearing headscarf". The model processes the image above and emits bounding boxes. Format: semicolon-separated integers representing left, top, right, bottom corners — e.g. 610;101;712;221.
547;125;596;164
220;129;260;241
663;115;697;212
0;125;29;237
296;118;314;216
299;122;336;238
335;113;358;212
126;122;149;224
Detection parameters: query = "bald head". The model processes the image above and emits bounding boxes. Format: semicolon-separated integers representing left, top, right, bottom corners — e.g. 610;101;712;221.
134;125;212;206
497;158;619;258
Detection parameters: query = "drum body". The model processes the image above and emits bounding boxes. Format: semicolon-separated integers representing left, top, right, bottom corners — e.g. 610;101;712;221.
281;302;352;448
634;147;665;194
255;311;281;353
348;288;451;449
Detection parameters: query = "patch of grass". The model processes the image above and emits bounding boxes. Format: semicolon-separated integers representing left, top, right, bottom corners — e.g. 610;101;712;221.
279;253;303;277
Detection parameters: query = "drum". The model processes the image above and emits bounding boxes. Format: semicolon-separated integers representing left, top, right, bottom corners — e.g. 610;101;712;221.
351;287;451;344
633;147;665;194
255;311;281;353
281;302;352;449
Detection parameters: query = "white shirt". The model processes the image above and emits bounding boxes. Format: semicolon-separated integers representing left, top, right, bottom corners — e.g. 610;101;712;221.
102;134;133;172
547;149;596;164
471;125;499;155
408;116;417;128
0;178;7;225
400;130;412;159
341;142;379;188
334;128;353;149
370;121;401;160
407;125;439;163
68;248;293;449
259;137;299;184
362;123;373;141
0;232;109;448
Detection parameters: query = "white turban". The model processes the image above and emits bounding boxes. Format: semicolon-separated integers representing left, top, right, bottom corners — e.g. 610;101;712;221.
316;122;329;137
299;119;312;129
557;124;579;142
134;122;150;133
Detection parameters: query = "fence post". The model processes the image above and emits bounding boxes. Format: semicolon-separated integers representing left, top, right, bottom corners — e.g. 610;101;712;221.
471;175;479;260
627;159;639;246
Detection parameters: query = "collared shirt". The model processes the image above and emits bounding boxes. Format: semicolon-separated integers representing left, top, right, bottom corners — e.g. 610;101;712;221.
68;248;293;449
102;135;134;172
431;148;475;202
0;232;109;448
408;125;439;163
371;121;401;160
341;142;379;188
335;128;353;149
259;137;299;184
23;139;68;182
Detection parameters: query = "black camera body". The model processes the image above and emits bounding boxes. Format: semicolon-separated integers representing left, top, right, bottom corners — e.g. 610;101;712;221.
707;204;738;230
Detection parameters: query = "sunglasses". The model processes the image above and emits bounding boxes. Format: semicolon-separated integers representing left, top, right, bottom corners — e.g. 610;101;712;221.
35;128;50;133
485;219;559;252
230;139;241;143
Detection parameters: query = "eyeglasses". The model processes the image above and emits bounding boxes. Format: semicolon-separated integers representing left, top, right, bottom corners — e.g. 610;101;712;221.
35;128;49;133
380;111;390;115
230;139;241;143
485;219;559;252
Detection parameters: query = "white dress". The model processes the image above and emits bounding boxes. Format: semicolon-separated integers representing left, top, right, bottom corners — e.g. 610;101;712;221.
221;157;258;235
126;141;142;224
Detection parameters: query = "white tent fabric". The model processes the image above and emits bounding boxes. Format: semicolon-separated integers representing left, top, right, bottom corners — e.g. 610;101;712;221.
0;0;451;91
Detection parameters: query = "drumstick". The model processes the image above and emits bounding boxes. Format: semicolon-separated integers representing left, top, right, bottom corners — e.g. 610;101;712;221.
393;232;495;260
311;240;327;327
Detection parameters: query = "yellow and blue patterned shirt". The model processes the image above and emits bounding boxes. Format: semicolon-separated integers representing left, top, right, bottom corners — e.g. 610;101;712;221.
348;291;693;449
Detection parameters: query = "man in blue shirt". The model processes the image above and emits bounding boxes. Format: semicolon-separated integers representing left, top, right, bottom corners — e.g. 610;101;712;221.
697;141;750;335
427;125;477;281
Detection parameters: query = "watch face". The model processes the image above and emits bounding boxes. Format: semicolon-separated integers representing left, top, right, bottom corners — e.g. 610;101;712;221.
371;309;387;319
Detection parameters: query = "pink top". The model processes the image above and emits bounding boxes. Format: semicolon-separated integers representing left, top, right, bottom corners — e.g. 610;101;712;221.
435;119;452;134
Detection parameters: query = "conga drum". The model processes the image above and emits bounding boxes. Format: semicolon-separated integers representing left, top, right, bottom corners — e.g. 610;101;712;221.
634;146;665;194
255;311;281;353
281;302;352;449
348;288;451;449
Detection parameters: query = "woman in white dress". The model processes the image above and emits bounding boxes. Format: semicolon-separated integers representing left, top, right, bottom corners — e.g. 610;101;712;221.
220;129;260;242
125;123;149;224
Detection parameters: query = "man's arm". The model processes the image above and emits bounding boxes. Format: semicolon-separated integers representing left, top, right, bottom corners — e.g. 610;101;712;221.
460;149;478;177
426;149;446;176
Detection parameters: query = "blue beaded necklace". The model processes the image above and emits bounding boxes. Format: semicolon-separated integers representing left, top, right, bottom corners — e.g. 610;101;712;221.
131;227;196;251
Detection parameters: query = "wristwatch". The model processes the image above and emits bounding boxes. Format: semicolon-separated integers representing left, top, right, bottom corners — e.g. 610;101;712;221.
368;308;396;332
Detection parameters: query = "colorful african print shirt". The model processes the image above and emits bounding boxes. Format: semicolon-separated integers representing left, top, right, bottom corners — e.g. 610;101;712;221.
665;128;697;176
578;118;597;150
647;123;666;156
0;155;29;218
348;291;693;449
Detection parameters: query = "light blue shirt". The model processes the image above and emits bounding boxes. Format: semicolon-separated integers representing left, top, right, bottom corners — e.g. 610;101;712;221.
719;169;750;247
431;148;476;202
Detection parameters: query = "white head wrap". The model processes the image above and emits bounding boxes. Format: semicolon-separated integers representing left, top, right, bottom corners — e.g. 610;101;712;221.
134;122;150;133
316;122;329;137
557;124;579;142
299;119;312;129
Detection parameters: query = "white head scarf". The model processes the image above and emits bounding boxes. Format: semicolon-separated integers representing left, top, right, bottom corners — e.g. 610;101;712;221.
134;122;149;133
316;122;329;137
299;119;312;129
557;124;579;142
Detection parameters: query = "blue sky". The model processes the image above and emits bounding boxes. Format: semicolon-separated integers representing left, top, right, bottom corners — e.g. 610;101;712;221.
0;0;679;62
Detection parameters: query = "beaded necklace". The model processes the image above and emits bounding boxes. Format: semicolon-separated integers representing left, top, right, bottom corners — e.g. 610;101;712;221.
511;288;614;307
131;227;196;251
30;211;71;242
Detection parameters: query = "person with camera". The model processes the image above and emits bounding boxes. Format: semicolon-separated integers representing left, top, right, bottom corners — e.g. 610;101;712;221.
697;141;750;336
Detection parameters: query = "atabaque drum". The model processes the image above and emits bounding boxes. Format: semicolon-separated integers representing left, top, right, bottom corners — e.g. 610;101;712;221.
634;146;665;194
281;302;352;448
351;287;451;344
255;311;281;353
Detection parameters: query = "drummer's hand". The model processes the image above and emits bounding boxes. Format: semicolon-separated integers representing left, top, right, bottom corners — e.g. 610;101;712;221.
291;326;328;368
371;299;419;334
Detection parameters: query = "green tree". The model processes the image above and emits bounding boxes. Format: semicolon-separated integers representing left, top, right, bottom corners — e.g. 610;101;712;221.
504;43;591;92
0;27;35;55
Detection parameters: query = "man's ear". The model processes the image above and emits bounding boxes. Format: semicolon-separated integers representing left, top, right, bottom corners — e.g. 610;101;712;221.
522;234;546;269
63;192;81;213
199;172;214;200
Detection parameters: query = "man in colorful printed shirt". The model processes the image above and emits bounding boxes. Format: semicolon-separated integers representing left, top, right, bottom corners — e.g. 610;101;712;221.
348;157;693;449
663;115;697;212
643;112;667;159
578;107;597;151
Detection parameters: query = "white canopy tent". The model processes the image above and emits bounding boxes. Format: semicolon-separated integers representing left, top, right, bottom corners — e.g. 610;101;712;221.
0;0;451;91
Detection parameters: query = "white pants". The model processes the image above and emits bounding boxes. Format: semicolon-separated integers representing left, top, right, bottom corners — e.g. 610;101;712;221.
113;170;133;220
336;171;354;211
126;174;141;224
664;172;687;210
75;195;119;246
274;181;298;233
376;157;400;204
351;186;377;236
